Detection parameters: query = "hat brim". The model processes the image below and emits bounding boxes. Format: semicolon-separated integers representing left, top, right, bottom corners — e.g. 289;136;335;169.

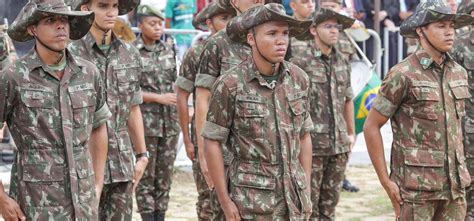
400;10;474;38
193;3;235;29
72;0;138;15
8;8;94;42
296;9;355;41
227;8;312;42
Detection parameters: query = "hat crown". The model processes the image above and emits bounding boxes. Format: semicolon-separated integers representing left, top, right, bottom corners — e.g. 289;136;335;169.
457;0;474;14
416;0;452;14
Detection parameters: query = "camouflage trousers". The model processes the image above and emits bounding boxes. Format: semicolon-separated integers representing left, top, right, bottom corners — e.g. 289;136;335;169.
463;117;474;220
135;135;179;214
400;198;466;221
192;146;213;220
99;181;133;221
310;152;349;220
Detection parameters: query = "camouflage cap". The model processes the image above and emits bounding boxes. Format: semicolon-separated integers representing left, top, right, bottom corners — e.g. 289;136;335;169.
193;2;235;29
67;0;139;15
217;0;282;11
400;0;474;38
320;0;343;4
136;4;165;20
457;0;474;14
227;3;311;42
296;8;355;40
8;0;94;42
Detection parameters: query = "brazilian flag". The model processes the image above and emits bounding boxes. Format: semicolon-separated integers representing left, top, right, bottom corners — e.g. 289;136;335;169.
354;70;382;134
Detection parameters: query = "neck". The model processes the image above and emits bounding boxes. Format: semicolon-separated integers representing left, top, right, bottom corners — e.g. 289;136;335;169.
294;13;306;21
90;24;112;45
141;34;157;46
253;50;279;76
315;38;332;56
35;43;64;65
420;41;444;65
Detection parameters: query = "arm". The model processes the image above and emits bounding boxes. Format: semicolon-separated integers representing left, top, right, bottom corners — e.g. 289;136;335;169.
88;123;108;198
0;182;25;221
344;100;356;149
127;105;149;190
363;109;401;218
195;87;213;187
142;92;177;106
176;87;195;160
299;132;312;193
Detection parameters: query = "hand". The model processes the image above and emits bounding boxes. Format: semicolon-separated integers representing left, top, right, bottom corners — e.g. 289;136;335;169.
0;193;26;221
132;157;149;191
384;19;397;32
184;140;195;161
95;184;103;201
348;134;356;150
198;152;214;188
221;198;241;221
399;11;413;20
350;20;364;29
382;180;402;219
377;10;388;21
157;93;177;106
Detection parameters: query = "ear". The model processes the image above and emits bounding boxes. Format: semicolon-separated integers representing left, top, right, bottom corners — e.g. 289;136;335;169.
415;27;424;39
80;4;89;11
27;25;36;37
289;1;297;10
309;25;318;37
247;31;255;46
205;18;214;30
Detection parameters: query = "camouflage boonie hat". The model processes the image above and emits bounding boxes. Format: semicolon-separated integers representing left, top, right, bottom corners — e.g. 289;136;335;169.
8;0;94;42
320;0;343;4
296;8;355;40
400;0;474;38
217;0;282;10
457;0;474;14
136;4;165;20
227;3;311;42
68;0;139;15
193;2;235;29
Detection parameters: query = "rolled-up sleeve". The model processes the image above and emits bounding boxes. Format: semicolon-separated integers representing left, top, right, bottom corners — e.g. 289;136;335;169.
372;70;407;118
195;37;221;90
201;80;234;142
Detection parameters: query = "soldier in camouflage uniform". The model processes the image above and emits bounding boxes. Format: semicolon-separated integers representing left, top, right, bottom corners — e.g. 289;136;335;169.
176;2;235;220
288;0;315;58
132;4;179;221
0;23;16;71
364;0;474;220
0;0;112;220
68;0;149;220
201;4;313;220
290;8;355;220
451;0;474;219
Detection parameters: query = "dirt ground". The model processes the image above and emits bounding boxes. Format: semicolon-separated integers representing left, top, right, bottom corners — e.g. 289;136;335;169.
131;165;395;221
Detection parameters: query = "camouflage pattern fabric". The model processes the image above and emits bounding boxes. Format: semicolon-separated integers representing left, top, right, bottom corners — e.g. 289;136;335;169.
399;198;466;220
0;48;111;220
335;31;357;61
176;41;213;220
457;0;474;14
8;0;94;42
193;2;235;30
136;136;179;214
371;48;471;209
99;181;133;221
226;3;311;43
0;27;13;70
451;27;474;220
297;8;355;41
217;0;282;9
134;38;180;138
201;60;313;219
291;40;353;156
69;32;143;219
400;0;473;38
67;0;139;15
311;153;349;219
136;4;165;20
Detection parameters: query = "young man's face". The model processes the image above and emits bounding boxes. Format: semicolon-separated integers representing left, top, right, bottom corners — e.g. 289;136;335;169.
320;1;341;12
313;19;340;46
232;0;264;12
83;0;119;30
419;20;455;52
290;0;316;19
139;16;164;41
446;0;458;12
248;21;289;63
30;15;70;51
208;13;234;32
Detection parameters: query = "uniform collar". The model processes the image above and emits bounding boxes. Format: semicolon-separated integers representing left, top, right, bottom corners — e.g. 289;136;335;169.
25;47;82;73
83;31;124;54
246;59;291;89
415;47;453;70
310;40;336;59
134;35;166;52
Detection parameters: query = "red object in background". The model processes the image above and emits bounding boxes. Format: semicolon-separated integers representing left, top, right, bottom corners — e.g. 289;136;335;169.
197;0;213;13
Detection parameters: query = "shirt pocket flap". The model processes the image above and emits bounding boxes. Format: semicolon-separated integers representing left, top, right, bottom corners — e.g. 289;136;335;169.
404;148;444;167
233;172;276;190
310;69;327;83
20;88;53;108
449;80;471;100
313;123;330;133
236;95;267;118
411;81;440;101
22;164;64;182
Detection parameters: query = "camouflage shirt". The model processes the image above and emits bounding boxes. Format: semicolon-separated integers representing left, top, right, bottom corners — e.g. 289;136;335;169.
0;26;15;70
372;48;471;201
201;60;313;219
291;40;353;156
70;32;143;184
133;37;179;137
195;28;251;165
335;31;357;61
0;49;111;220
175;40;205;146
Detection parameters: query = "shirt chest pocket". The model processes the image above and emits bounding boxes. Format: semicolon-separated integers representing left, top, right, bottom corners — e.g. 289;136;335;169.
69;84;96;127
410;82;440;120
449;80;471;119
221;58;241;73
114;63;140;94
235;95;268;138
288;91;307;132
19;88;54;128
